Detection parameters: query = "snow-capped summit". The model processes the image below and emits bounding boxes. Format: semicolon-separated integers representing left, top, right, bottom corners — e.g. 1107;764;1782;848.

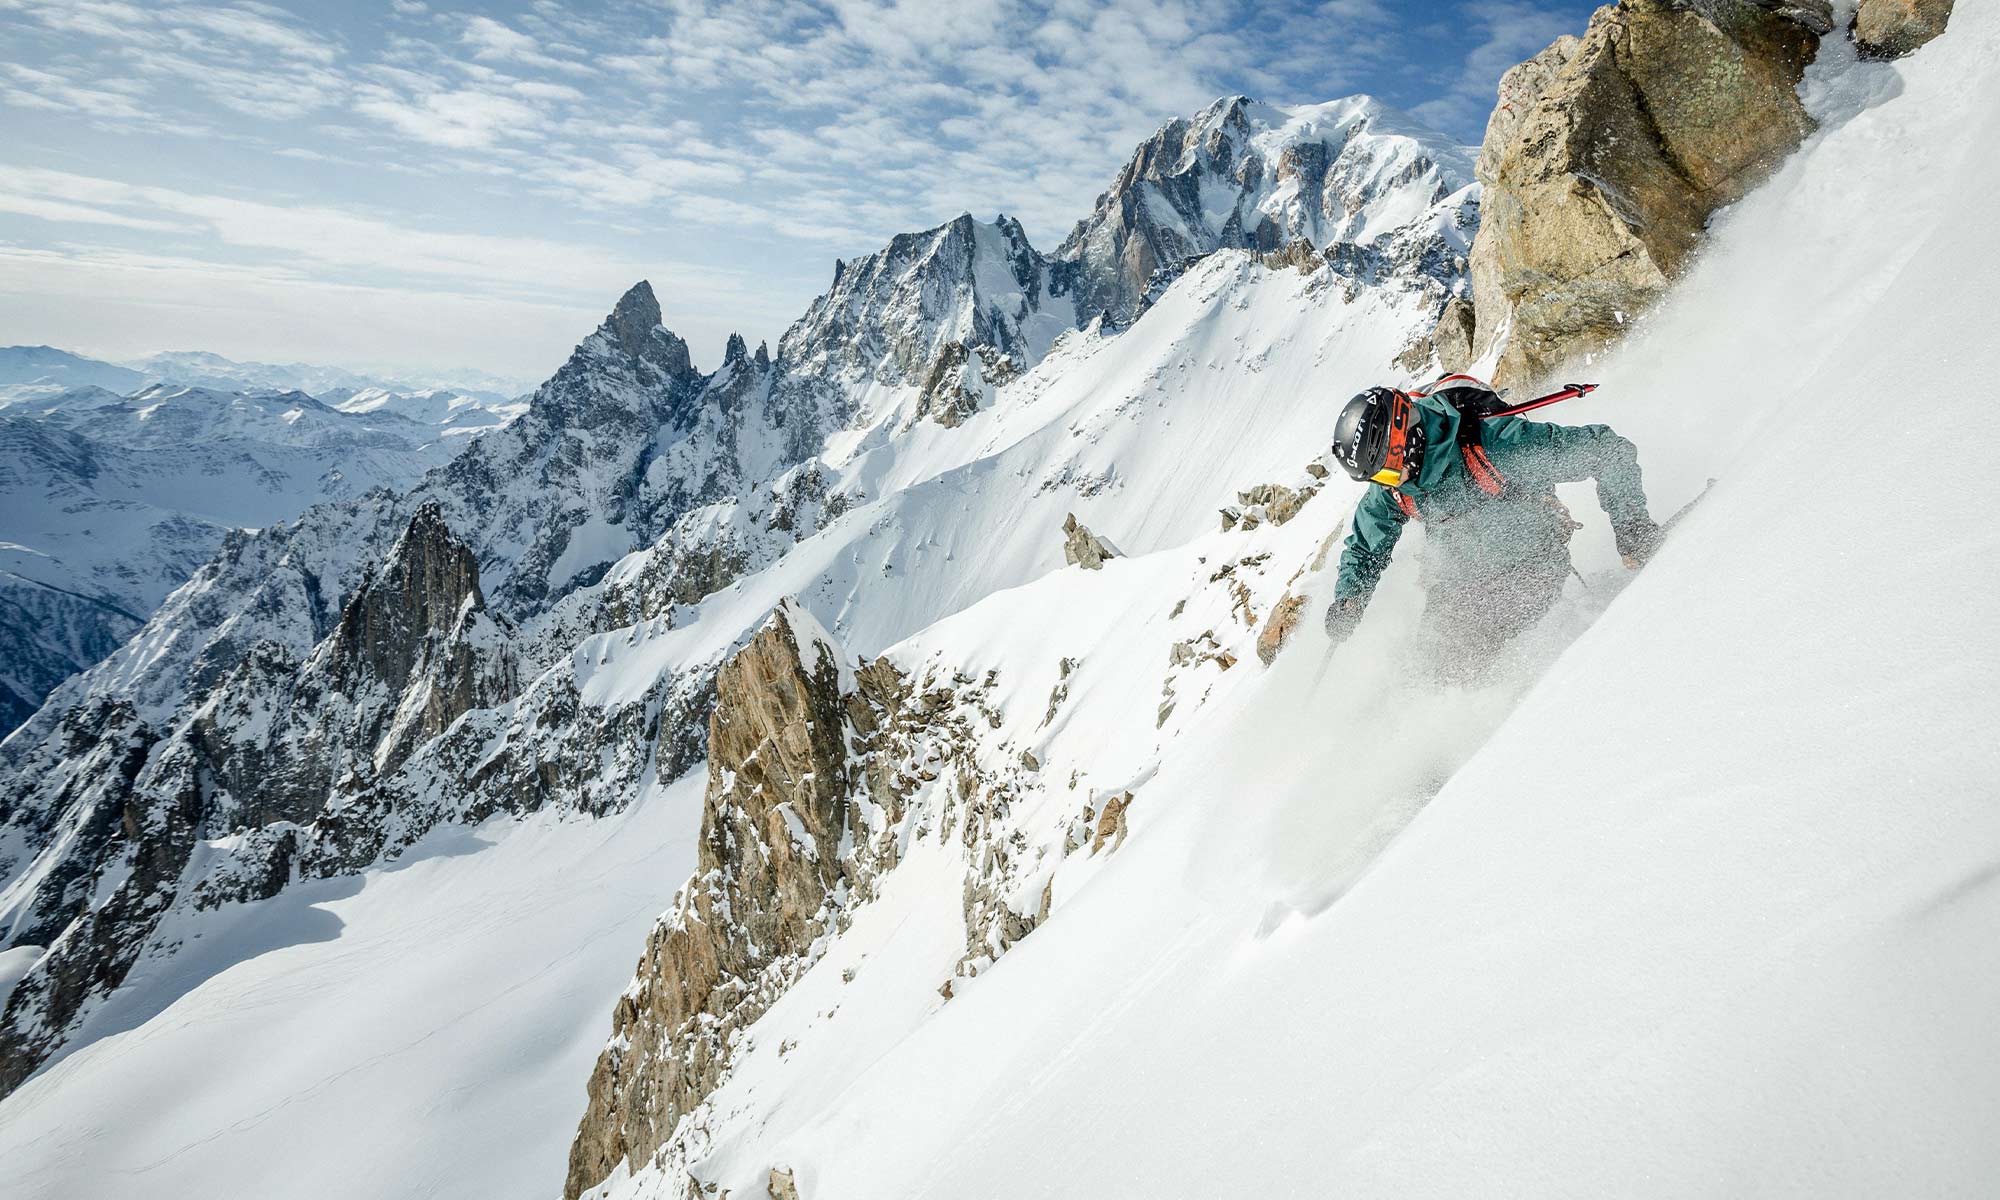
1056;93;1478;321
779;212;1076;396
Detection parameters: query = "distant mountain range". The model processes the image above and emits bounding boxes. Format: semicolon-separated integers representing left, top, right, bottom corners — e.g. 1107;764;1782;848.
0;345;531;407
0;350;530;734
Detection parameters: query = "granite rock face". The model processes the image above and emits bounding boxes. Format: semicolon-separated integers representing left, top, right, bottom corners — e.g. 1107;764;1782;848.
1062;513;1122;570
1468;0;1832;386
1853;0;1954;57
562;600;858;1200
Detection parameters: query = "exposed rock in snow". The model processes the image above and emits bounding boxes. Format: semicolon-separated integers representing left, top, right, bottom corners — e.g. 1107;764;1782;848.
565;597;1054;1198
1061;513;1121;569
910;341;1018;429
564;600;863;1199
1854;0;1954;57
1467;0;1831;385
1055;94;1478;324
767;1166;800;1200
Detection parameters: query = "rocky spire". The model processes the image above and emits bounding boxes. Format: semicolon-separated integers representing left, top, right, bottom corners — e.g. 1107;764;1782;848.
326;502;485;696
723;332;748;366
597;281;693;378
754;341;770;371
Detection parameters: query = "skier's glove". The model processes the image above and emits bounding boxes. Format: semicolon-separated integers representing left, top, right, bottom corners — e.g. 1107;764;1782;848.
1324;598;1363;645
1615;517;1665;569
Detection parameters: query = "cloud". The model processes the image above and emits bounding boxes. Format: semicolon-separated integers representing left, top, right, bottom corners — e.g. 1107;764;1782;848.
0;166;679;296
352;83;544;149
0;193;191;231
1409;0;1580;140
169;4;342;64
460;13;593;74
1;63;156;122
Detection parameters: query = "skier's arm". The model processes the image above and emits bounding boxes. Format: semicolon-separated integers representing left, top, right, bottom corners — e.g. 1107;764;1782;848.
1333;485;1409;608
1483;416;1659;558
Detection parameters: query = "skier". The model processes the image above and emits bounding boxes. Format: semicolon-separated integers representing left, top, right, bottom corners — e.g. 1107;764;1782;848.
1324;375;1662;684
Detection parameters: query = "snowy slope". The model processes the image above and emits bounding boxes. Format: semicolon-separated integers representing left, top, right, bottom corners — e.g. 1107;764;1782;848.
0;774;703;1200
596;13;2000;1197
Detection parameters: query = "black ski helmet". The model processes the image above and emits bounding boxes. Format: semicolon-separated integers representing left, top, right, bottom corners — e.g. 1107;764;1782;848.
1332;387;1401;482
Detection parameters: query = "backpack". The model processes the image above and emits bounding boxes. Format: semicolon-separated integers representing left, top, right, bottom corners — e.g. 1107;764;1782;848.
1389;376;1597;517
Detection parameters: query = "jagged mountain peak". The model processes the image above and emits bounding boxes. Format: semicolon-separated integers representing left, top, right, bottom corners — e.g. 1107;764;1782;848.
604;279;661;344
1056;91;1477;321
581;279;694;383
775;211;1075;392
723;332;748;366
326;502;485;693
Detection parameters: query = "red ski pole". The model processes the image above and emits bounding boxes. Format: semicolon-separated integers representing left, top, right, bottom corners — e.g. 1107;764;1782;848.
1490;382;1598;420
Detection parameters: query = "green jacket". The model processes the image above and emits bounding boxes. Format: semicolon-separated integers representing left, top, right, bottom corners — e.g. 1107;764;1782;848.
1333;395;1655;606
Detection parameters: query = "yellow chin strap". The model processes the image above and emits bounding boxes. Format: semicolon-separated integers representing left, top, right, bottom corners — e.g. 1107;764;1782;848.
1371;468;1403;486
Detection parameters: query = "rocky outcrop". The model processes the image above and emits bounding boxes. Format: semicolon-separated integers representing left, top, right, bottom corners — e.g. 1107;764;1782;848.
563;602;1043;1197
1255;522;1350;667
1429;296;1479;375
911;341;1020;429
1854;0;1954;57
769;1167;801;1200
1062;513;1121;569
1468;0;1833;386
1222;480;1322;532
563;602;867;1200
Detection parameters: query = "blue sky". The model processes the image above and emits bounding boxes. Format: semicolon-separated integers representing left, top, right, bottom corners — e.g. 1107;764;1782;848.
0;0;1595;388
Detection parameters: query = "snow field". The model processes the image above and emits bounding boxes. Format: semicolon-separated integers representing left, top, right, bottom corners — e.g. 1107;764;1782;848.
0;774;703;1200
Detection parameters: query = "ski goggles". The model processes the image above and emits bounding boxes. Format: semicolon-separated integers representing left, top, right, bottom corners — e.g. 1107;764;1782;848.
1370;389;1417;487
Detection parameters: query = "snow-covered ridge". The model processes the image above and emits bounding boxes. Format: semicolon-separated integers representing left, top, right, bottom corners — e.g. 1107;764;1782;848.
121;348;531;404
1055;92;1478;322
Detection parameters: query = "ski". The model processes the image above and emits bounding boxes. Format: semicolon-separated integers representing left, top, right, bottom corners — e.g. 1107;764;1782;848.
1660;478;1717;537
